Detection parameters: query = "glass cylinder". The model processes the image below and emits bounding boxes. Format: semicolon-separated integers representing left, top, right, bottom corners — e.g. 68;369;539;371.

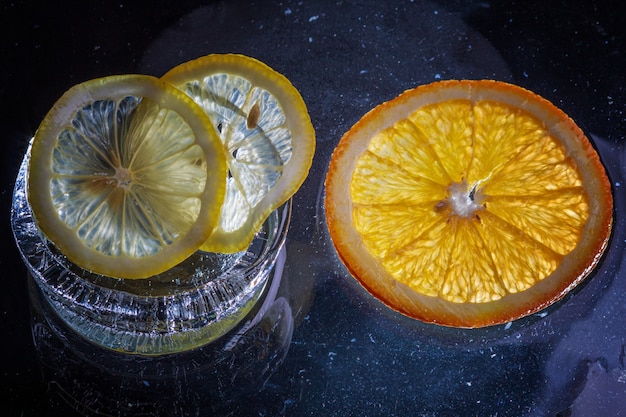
11;143;291;355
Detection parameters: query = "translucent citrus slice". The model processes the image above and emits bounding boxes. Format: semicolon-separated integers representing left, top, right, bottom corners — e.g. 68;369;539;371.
325;80;613;328
28;75;227;279
162;54;315;253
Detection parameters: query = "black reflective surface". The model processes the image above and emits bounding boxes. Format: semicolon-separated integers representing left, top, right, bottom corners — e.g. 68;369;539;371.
1;1;625;416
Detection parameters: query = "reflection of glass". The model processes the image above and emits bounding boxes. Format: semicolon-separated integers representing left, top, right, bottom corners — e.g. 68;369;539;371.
28;247;294;416
12;144;292;355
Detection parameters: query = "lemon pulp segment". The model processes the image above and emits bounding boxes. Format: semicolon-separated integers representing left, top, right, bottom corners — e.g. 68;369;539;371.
182;73;291;231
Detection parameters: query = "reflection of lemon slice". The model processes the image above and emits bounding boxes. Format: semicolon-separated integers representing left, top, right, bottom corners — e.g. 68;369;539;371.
325;80;613;328
163;54;316;253
28;75;226;279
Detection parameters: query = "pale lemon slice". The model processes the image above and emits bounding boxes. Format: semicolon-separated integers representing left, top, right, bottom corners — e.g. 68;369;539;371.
162;54;316;253
28;75;227;279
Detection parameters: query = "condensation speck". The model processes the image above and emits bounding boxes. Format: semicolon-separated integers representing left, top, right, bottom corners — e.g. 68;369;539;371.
309;15;319;22
615;181;621;187
285;8;292;15
434;73;441;79
308;37;313;43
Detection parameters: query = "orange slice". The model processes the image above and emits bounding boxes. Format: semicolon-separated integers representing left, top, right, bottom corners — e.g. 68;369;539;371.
28;75;227;279
162;54;316;253
325;80;613;328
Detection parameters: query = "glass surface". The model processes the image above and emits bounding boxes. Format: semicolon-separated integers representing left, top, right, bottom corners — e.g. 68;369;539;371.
2;0;625;416
12;143;291;355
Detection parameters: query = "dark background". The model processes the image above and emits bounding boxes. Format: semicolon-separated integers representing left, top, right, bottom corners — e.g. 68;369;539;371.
1;0;625;416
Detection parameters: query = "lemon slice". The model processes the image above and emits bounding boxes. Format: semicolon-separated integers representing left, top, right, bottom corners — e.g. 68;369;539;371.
28;75;227;279
325;80;613;327
162;54;316;253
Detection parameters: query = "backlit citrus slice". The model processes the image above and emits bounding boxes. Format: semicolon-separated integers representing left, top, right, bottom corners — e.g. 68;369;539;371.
162;54;315;253
28;75;227;279
325;80;613;328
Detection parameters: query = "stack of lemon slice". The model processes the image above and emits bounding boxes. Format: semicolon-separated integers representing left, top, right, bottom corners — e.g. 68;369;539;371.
28;54;315;279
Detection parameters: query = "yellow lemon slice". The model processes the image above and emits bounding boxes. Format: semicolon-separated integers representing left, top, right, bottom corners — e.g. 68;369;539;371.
325;80;613;328
28;75;227;279
162;54;316;253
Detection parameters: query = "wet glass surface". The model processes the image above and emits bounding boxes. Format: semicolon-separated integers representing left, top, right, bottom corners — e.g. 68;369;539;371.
1;0;625;415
